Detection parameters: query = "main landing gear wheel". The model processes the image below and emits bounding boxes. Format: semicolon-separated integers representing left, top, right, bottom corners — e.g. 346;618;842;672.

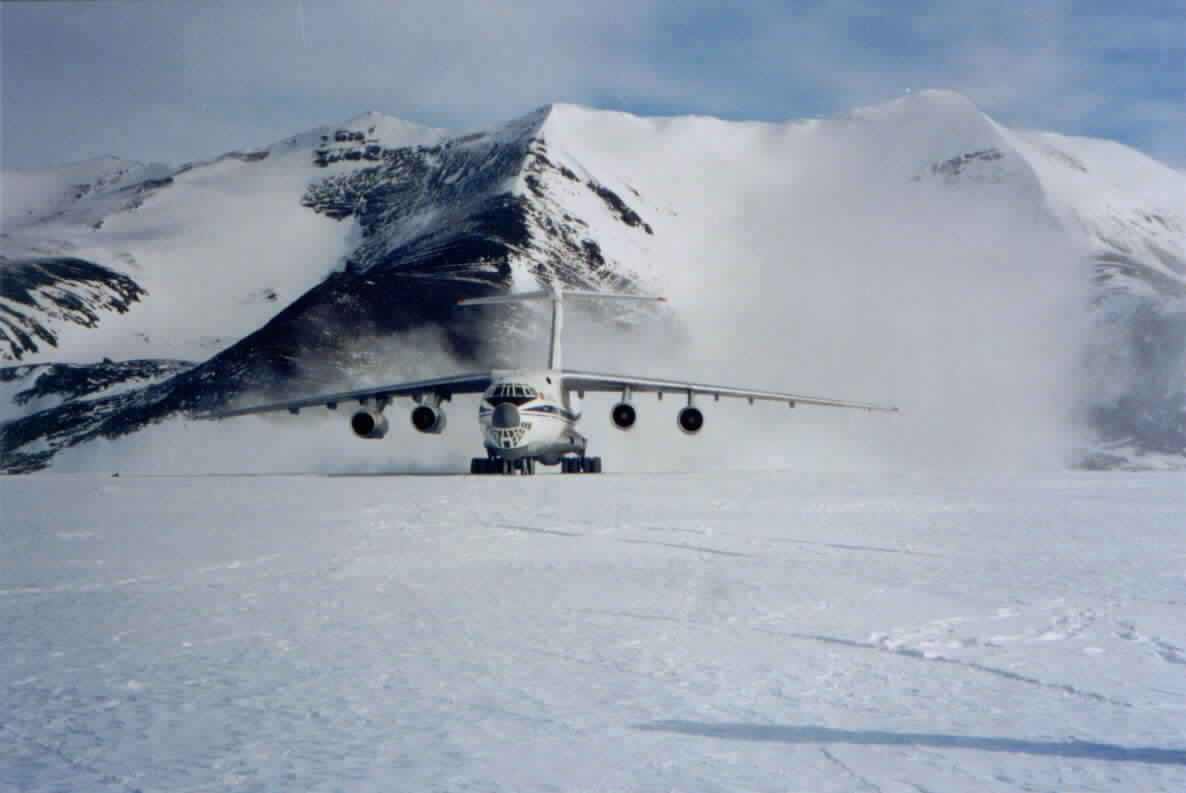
561;456;602;474
471;457;538;475
470;458;500;475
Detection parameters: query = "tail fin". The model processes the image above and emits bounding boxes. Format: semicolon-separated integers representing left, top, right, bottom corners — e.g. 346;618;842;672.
458;287;665;369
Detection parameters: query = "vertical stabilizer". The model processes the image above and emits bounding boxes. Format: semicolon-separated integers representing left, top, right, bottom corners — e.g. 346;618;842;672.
549;290;564;369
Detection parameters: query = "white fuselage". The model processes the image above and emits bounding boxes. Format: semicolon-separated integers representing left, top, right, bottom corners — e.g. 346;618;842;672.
478;370;585;464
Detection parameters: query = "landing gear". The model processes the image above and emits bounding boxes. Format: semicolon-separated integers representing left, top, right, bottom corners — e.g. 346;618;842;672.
469;455;601;475
470;457;538;475
470;457;502;475
561;456;602;474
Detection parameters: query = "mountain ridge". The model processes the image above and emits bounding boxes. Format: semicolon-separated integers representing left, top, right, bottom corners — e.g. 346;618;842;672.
3;93;1185;472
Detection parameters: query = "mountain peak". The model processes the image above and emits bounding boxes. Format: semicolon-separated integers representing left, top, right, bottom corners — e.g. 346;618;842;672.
911;88;979;106
849;89;984;123
340;110;423;129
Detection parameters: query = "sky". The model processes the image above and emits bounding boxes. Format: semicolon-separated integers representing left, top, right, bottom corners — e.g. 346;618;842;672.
2;0;1184;170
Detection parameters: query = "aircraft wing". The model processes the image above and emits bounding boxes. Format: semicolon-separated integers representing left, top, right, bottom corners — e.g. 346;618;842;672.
202;373;494;419
560;370;898;412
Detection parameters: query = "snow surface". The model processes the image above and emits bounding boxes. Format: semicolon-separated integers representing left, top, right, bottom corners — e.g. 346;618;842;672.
0;157;172;230
3;472;1185;792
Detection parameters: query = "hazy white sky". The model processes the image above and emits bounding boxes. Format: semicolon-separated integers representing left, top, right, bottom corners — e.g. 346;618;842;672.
3;0;1184;169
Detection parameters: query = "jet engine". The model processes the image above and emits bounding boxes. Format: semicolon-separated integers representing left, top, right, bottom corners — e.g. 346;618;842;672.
350;409;389;439
677;406;704;435
411;404;447;434
611;402;637;430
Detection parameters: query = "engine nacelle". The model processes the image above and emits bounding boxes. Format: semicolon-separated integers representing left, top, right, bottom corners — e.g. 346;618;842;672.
677;406;704;435
350;409;389;439
611;402;637;430
411;404;447;434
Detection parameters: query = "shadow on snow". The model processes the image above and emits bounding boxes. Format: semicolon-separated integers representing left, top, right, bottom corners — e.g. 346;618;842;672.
636;721;1186;766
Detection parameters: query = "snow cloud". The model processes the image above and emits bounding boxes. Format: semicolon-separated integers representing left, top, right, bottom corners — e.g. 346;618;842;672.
3;1;1184;168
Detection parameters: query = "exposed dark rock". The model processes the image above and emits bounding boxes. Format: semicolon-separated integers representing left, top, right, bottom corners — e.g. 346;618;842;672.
0;257;146;361
6;359;192;407
1088;304;1186;458
525;173;546;198
586;180;653;234
117;176;174;193
930;149;1004;180
581;239;606;269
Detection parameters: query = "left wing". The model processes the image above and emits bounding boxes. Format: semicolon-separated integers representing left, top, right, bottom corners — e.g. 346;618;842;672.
201;373;494;419
561;370;897;412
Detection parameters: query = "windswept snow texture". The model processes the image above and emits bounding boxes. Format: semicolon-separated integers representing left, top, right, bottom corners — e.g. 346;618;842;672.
3;472;1186;792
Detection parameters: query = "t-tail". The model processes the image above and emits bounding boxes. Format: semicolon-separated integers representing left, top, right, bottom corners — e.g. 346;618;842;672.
458;286;666;369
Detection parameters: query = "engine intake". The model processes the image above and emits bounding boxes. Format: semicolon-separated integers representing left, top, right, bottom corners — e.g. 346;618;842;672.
351;409;389;439
411;404;447;434
678;406;704;435
611;402;637;430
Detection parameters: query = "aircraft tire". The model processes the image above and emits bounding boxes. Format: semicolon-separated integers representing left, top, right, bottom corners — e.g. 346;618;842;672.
587;457;603;474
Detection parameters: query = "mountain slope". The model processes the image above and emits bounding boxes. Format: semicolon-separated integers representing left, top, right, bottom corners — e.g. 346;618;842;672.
1003;129;1186;467
0;106;664;473
0;114;446;363
3;94;1185;473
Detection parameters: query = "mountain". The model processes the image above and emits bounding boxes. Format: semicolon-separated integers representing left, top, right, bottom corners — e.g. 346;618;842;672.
2;92;1184;473
0;113;446;364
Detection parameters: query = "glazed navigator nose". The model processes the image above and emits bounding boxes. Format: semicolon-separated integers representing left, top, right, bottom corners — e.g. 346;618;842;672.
492;403;521;429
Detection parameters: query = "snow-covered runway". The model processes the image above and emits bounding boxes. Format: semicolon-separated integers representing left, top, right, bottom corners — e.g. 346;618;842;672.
3;472;1185;791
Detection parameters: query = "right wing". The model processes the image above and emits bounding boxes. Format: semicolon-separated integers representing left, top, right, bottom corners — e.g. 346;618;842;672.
201;373;493;419
561;370;897;412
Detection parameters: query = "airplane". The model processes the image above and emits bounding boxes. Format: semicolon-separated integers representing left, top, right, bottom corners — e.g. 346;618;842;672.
205;287;898;474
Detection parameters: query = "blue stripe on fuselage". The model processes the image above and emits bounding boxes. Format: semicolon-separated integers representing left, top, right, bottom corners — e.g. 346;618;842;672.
520;404;579;422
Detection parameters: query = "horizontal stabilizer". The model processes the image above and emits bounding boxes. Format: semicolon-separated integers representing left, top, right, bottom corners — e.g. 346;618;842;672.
456;290;552;306
458;288;665;307
457;287;665;368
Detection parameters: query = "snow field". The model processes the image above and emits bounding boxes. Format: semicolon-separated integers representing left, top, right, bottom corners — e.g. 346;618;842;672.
2;472;1185;792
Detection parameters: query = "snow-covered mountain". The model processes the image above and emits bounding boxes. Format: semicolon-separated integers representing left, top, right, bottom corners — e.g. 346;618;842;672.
2;92;1184;472
0;112;446;364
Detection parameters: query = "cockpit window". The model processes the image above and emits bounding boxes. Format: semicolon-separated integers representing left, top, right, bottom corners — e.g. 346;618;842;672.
487;384;538;406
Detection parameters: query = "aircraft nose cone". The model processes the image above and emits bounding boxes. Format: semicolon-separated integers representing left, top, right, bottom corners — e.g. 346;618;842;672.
492;403;521;429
